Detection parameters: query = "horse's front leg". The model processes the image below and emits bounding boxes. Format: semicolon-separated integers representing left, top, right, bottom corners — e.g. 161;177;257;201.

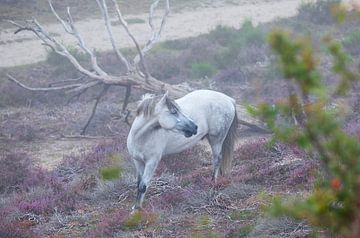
133;157;160;211
132;159;145;210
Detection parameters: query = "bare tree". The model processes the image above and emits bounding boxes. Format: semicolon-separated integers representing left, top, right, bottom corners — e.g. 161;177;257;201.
6;0;190;134
6;0;267;135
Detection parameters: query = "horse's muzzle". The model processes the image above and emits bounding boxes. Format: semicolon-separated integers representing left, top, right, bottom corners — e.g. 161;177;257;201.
184;123;198;138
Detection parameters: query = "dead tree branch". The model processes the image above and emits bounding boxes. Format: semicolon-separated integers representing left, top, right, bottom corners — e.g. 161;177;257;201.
81;84;109;135
5;0;265;134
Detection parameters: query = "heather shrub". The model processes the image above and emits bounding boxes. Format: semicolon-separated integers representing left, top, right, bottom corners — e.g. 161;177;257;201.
15;185;77;215
234;138;270;161
159;145;209;175
0;153;32;193
0;219;38;238
89;210;158;235
58;140;125;179
87;208;129;238
297;0;341;25
191;215;220;238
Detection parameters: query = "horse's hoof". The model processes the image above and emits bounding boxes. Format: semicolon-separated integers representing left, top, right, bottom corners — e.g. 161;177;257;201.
131;205;143;214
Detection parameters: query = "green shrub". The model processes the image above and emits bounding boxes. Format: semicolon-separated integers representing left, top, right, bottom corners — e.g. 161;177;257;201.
209;25;239;47
191;62;217;79
250;29;360;237
342;30;360;55
46;45;89;71
209;20;265;49
111;18;145;26
211;20;266;68
297;0;341;25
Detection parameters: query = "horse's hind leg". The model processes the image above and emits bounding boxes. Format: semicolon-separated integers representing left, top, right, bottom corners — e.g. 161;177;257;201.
207;135;224;182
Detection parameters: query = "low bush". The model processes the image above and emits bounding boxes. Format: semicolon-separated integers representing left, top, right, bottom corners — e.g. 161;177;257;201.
297;0;341;25
191;62;217;79
211;21;265;68
0;153;32;193
46;45;90;74
0;219;38;238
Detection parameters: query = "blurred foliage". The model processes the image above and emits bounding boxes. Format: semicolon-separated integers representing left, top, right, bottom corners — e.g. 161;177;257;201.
249;23;360;236
99;154;123;180
342;29;360;56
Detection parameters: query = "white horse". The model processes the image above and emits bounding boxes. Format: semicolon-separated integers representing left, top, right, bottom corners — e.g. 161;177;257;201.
127;89;238;210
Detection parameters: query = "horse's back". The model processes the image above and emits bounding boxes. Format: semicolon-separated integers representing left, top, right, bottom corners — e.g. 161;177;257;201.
177;90;236;136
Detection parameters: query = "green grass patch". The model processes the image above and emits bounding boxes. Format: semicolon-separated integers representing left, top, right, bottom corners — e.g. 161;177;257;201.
191;62;217;79
99;154;123;181
111;18;146;26
230;209;258;221
122;211;158;231
234;225;254;237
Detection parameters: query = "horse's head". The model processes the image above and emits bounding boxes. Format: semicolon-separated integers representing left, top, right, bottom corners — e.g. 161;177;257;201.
137;92;198;137
156;92;198;137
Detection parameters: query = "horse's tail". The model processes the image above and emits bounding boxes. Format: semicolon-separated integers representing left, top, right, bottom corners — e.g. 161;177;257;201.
220;104;238;175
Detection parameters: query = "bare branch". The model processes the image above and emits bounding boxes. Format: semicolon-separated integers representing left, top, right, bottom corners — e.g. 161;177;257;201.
122;85;132;112
66;81;102;94
81;85;109;135
48;0;72;34
48;75;87;87
97;0;131;72
110;0;150;79
48;1;108;77
134;0;170;63
6;74;81;92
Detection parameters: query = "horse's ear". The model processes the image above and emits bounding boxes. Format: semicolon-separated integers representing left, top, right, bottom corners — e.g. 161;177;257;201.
158;91;169;105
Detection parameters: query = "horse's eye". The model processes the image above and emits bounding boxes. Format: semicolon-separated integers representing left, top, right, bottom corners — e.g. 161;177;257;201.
170;109;177;115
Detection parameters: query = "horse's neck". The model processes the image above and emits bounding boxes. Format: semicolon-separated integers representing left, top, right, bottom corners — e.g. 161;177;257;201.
130;116;159;142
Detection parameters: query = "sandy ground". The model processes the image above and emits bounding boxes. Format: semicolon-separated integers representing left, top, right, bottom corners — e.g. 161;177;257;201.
0;0;301;68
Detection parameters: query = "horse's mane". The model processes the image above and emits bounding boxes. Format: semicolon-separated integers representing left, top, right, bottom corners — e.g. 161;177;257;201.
136;93;180;117
136;94;157;117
